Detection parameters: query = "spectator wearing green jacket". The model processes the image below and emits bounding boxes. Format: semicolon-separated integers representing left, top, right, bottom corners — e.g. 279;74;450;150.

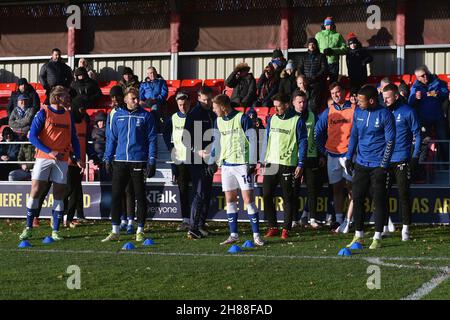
315;16;347;83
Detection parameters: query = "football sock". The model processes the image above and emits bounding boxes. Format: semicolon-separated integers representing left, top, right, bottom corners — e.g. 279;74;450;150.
247;202;260;234
226;202;238;235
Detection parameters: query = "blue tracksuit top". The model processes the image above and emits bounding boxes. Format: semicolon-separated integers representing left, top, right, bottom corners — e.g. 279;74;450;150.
104;106;157;165
139;78;168;105
388;101;421;163
408;75;449;124
346;105;396;168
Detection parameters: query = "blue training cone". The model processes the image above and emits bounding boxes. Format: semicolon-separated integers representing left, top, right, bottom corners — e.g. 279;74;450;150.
338;248;352;256
242;240;255;248
228;245;242;254
18;240;32;248
122;242;136;250
42;236;55;244
349;242;363;250
143;238;154;246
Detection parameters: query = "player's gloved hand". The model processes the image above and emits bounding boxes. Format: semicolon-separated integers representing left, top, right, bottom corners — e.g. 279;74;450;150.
105;161;113;175
207;163;218;177
323;48;334;56
146;163;156;178
345;159;354;176
246;164;256;176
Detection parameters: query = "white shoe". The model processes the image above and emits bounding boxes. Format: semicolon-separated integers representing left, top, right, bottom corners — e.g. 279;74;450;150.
337;219;349;233
388;217;395;232
402;231;410;241
220;235;239;245
253;234;265;246
291;221;300;229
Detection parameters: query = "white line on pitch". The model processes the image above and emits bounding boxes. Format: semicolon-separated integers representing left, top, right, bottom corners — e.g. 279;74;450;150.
2;248;450;265
401;268;450;300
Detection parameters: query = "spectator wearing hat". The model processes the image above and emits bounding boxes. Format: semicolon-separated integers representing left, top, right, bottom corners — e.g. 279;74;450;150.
119;67;140;92
345;33;373;93
7;78;40;116
91;111;107;161
225;62;257;109
315;16;347;83
9;94;38;138
269;48;287;78
278;60;297;97
39;48;73;104
70;67;103;107
0;126;19;180
297;37;328;114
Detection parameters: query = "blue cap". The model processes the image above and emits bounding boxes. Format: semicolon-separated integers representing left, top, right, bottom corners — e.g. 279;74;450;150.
18;94;29;101
324;18;334;26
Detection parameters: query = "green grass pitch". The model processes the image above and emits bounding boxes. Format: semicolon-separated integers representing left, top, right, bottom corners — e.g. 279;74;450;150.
1;219;449;300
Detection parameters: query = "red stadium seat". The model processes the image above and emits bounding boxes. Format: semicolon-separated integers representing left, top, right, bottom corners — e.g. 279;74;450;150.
268;107;277;117
410;74;417;84
438;74;450;90
32;83;47;103
204;79;225;96
166;80;181;89
98;80;118;95
0;83;16;106
0;110;8;119
254;106;270;126
235;107;245;113
181;79;203;88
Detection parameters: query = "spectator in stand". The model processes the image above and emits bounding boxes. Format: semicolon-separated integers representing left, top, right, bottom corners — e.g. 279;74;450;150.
8;139;35;181
119;67;140;92
225;62;257;109
253;64;280;109
270;48;287;79
295;75;316;113
91;111;107;161
297;38;328;114
377;77;392;106
278;60;296;97
39;48;73;104
315;17;347;83
408;65;449;162
345;33;373;93
7;78;40;116
0;126;19;180
139;67;168;111
139;66;168;131
9;94;38;139
70;67;103;107
77;58;97;80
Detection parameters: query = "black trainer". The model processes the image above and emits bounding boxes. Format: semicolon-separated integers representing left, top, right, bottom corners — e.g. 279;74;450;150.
187;229;203;239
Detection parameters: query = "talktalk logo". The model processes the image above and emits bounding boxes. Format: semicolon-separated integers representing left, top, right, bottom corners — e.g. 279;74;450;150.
147;190;177;204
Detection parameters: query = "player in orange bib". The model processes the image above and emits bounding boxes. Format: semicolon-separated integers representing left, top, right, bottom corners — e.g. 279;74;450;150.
315;82;355;233
19;86;83;241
